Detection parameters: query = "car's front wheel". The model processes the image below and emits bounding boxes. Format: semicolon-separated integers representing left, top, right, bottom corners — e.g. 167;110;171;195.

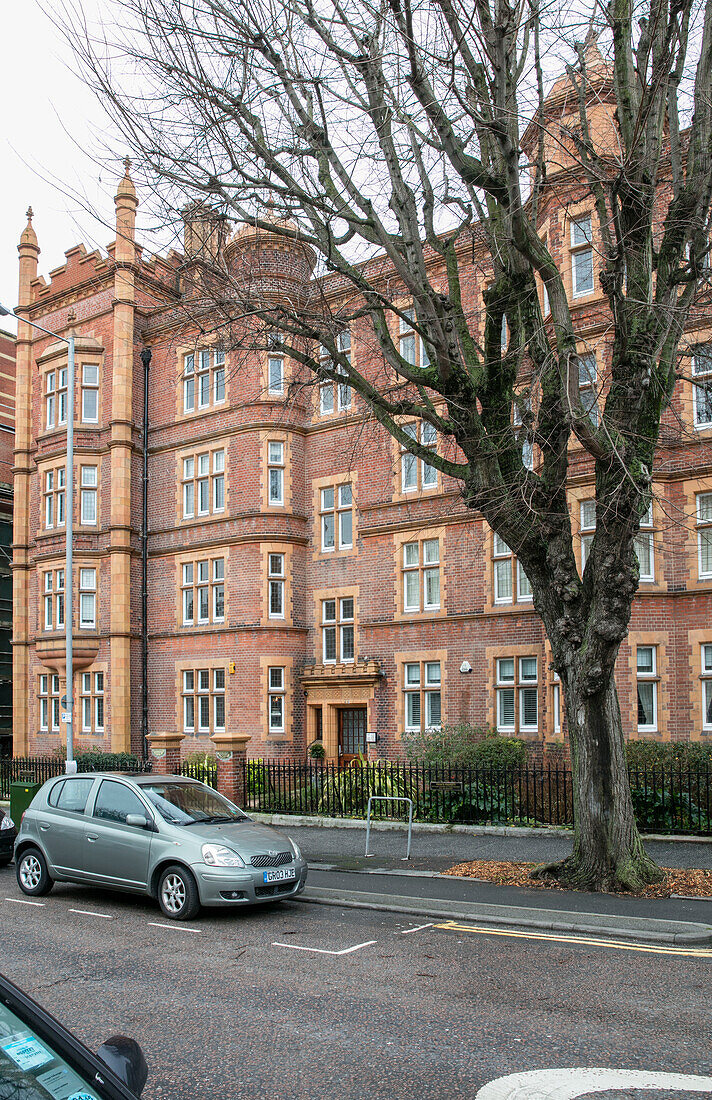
157;865;200;921
16;847;54;896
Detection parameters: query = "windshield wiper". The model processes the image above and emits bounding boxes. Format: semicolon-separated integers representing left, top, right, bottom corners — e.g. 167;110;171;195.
182;814;241;825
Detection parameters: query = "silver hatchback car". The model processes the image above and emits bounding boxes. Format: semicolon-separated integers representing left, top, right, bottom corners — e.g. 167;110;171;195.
14;772;308;920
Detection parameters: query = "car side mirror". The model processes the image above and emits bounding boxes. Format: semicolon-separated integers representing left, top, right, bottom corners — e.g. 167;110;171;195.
126;814;150;829
97;1035;149;1095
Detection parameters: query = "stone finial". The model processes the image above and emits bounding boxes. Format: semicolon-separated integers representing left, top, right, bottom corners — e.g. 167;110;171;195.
19;206;39;251
115;155;137;205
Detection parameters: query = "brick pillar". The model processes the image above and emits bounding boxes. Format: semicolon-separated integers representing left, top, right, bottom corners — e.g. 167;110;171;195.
210;733;251;808
146;733;185;775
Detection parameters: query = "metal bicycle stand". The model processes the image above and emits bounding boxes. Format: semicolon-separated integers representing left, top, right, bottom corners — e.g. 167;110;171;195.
364;795;414;860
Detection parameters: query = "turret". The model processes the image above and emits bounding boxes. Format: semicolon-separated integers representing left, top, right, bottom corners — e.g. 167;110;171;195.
114;157;138;264
18;207;39;307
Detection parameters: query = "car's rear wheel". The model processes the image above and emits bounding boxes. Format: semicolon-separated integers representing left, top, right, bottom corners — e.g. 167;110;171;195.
157;865;200;921
16;847;54;896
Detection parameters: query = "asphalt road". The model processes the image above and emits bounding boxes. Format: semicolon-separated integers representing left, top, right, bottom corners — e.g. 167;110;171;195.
0;863;710;1100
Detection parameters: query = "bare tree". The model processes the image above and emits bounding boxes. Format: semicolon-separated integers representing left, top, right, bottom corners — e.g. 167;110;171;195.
61;0;712;890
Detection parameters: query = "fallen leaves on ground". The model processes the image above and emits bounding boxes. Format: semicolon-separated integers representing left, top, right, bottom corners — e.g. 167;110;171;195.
443;860;712;898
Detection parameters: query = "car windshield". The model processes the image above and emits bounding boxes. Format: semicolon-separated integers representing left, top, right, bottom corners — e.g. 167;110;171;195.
0;998;102;1100
142;782;248;826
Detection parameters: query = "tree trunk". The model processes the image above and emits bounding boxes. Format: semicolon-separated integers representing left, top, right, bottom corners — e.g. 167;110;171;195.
533;667;664;892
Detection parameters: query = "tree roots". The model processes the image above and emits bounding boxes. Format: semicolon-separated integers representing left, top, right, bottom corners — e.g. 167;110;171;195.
530;850;666;893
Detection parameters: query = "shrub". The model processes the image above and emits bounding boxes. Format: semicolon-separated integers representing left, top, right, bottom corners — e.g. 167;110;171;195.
76;750;144;771
402;723;527;768
308;741;326;760
626;741;712;770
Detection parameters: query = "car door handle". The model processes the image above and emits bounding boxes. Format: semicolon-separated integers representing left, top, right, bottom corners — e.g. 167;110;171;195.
86;834;98;842
39;824;50;831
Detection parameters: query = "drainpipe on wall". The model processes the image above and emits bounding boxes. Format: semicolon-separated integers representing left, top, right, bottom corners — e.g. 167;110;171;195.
140;347;152;761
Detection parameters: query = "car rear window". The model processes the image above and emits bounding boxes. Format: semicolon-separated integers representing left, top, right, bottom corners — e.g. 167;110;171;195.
52;778;94;815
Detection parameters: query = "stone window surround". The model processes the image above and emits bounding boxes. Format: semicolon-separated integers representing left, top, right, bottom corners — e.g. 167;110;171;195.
689;629;712;738
175;438;228;526
260;430;294;513
174;545;230;630
567;483;664;592
37;344;104;441
566;202;599;304
311;585;360;667
678;477;712;591
174;657;230;737
259;655;295;742
394;649;447;740
679;327;712;434
316;330;353;419
260;542;294;627
175;339;229;422
36;453;103;539
311;471;358;560
392;528;446;622
390;416;442;501
623;631;669;741
484;643;545;741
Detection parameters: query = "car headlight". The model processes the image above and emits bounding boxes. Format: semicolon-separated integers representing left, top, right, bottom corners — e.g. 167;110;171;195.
0;816;14;831
289;837;302;860
201;843;245;867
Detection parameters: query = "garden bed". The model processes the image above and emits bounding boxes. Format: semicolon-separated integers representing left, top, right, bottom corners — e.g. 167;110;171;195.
443;860;712;898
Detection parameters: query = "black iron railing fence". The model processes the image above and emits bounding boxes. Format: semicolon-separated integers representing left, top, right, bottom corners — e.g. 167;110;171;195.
237;760;712;835
0;756;151;800
2;756;711;835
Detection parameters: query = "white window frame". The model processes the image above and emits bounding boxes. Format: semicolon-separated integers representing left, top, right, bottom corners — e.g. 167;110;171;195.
692;344;712;428
580;499;596;571
79;568;97;630
518;657;539;733
636;646;658;732
697;492;712;579
183;354;195;412
268;356;284;395
80;465;98;526
268;553;285;620
702;645;712;732
268;441;284;506
268;666;286;733
496;658;516;732
322;599;337;663
81;364;99;424
182;670;195;732
571;214;594;298
635;502;655;582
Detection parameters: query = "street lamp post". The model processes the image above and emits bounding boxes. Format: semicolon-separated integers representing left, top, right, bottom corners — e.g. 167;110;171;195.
0;302;77;773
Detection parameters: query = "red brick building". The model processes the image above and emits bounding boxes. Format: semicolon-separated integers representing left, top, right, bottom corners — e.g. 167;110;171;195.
11;53;712;764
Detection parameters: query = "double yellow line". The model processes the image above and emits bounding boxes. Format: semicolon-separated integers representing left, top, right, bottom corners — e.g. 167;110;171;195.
433;920;712;957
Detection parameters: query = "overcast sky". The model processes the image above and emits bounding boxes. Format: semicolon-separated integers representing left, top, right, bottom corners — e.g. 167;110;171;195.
0;2;151;332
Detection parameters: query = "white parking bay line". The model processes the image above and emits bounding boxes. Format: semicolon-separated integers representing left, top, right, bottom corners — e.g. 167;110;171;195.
69;909;113;919
5;897;44;906
147;922;202;933
272;940;376;956
400;923;434;935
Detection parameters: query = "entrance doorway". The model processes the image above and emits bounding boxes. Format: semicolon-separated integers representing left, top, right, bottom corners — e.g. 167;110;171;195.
338;707;367;764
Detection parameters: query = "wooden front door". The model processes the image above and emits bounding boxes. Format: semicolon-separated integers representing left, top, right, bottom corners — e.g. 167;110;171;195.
338;707;367;764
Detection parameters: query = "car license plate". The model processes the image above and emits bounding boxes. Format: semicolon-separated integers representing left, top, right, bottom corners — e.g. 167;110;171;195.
263;867;296;884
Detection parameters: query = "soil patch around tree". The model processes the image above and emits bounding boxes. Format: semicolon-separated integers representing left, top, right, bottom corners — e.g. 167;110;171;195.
443;860;712;897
